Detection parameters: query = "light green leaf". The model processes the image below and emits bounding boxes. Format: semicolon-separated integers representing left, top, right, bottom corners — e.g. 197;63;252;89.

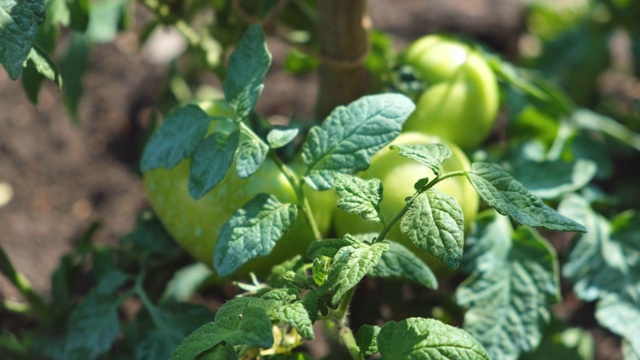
22;44;62;90
558;195;618;301
0;0;46;79
318;241;389;308
511;159;597;199
468;162;586;232
267;127;299;149
85;0;128;43
571;109;640;151
560;196;640;355
378;317;489;360
214;194;297;276
140;104;212;171
302;93;415;190
168;322;220;360
223;24;271;120
312;258;329;286
456;212;561;360
368;242;437;289
390;143;452;176
400;189;464;269
162;263;214;302
334;173;383;223
189;131;240;199
274;301;315;340
355;324;381;357
596;285;640;358
235;139;268;178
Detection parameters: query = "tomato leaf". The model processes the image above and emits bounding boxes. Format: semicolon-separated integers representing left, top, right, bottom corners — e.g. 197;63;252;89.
312;258;329;286
22;44;63;91
510;159;597;199
223;24;271;121
368;242;438;289
377;317;489;360
334;174;384;223
301;93;415;190
274;301;315;340
467;162;586;232
0;0;46;79
456;212;561;360
214;194;298;276
559;195;640;355
235;139;268;178
267;127;299;149
170;306;273;360
141;104;212;171
63;290;124;359
390;143;452;176
400;189;464;269
355;324;381;357
189;130;240;200
307;237;358;260
571;108;640;151
318;241;388;308
520;318;594;360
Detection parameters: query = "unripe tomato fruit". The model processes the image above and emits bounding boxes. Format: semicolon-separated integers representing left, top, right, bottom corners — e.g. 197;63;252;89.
332;132;479;271
143;101;334;280
401;35;499;150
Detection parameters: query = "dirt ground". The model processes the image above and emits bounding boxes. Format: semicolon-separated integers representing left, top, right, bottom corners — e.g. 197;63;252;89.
1;1;627;358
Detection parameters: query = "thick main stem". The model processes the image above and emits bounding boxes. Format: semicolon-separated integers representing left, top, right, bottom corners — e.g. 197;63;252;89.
315;0;368;119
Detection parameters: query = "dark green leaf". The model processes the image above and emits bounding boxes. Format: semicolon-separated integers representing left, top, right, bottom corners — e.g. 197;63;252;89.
468;162;586;232
214;194;297;276
188;130;240;199
400;189;464;269
235;139;268;178
334;174;384;223
456;212;561;360
302;94;415;190
378;317;489;360
0;0;46;79
59;33;89;123
355;325;381;357
140;104;212;171
64;290;123;358
223;24;271;120
306;237;357;260
390;143;451;176
368;242;437;289
511;159;596;199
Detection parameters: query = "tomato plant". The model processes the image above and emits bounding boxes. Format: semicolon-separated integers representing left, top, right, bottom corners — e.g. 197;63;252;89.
2;1;640;360
333;132;478;271
401;34;500;150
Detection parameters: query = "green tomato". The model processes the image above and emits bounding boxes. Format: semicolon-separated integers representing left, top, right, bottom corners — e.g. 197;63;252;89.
143;102;334;280
401;35;499;150
332;132;479;271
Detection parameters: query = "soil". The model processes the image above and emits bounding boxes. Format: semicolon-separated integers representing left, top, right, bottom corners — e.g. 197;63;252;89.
0;1;622;359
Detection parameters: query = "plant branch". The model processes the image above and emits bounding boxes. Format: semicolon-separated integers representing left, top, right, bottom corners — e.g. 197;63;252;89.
0;244;50;319
375;170;469;242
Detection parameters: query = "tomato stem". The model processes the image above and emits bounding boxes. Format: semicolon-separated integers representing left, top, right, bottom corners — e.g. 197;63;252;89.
0;244;50;319
375;170;469;243
238;122;323;242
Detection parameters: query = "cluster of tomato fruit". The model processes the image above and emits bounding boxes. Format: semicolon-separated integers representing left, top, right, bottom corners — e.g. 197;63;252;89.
143;35;500;279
